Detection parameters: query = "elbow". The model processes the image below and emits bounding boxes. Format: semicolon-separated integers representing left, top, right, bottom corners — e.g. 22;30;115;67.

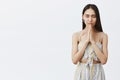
72;58;78;65
101;60;107;65
72;61;77;65
101;61;106;65
100;56;108;65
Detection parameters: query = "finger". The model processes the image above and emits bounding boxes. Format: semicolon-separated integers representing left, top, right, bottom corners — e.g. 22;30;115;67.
88;24;92;28
89;30;92;39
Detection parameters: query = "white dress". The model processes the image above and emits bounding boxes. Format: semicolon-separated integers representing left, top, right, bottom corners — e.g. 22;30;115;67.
74;42;105;80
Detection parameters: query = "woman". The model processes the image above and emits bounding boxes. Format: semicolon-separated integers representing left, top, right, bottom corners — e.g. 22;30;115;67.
71;4;108;80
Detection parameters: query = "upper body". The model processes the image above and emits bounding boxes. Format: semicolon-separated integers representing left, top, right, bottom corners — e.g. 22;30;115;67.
71;4;108;65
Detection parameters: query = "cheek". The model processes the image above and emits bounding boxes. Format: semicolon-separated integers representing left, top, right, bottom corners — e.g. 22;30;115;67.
93;18;97;23
93;19;97;26
83;18;89;22
83;19;88;24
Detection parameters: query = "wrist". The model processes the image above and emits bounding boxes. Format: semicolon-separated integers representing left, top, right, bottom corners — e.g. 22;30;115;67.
91;41;95;45
85;41;89;45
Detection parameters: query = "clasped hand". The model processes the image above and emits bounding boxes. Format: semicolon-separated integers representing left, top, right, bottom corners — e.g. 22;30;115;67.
85;26;95;44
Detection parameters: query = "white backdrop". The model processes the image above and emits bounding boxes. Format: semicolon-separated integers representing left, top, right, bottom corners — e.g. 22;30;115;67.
0;0;119;80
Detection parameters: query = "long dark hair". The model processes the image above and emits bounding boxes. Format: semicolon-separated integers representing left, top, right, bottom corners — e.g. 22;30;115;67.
82;4;103;32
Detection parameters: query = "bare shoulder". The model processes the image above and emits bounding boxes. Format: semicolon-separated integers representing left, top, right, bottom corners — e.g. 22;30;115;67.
99;32;108;38
72;31;83;41
98;32;108;42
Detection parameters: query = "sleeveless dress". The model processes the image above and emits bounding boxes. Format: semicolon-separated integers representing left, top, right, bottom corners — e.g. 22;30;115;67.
74;42;105;80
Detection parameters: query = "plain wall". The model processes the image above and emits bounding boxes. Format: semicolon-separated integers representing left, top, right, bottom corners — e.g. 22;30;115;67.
0;0;119;80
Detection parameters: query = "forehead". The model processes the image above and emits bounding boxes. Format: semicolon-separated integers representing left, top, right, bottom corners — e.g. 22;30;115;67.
84;8;96;15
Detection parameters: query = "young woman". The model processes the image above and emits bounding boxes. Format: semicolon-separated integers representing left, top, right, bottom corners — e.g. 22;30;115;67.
71;4;108;80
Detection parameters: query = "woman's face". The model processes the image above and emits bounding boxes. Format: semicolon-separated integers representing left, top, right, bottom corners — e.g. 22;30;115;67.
82;8;97;28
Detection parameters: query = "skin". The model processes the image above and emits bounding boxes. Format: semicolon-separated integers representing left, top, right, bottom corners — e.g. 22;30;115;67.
72;8;108;65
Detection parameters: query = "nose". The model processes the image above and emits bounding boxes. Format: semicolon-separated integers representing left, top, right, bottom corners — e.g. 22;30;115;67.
88;17;92;22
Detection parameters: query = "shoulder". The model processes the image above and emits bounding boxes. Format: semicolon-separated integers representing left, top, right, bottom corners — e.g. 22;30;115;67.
72;30;83;38
98;32;108;42
99;32;108;38
72;31;83;40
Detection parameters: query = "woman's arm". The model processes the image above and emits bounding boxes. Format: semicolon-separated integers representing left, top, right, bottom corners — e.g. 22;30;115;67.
71;32;88;64
92;33;108;64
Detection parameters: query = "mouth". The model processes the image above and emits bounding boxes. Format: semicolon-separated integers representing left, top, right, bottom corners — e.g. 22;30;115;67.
88;23;93;24
88;22;93;24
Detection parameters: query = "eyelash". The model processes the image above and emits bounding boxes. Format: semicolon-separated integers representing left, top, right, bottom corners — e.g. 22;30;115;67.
85;15;96;18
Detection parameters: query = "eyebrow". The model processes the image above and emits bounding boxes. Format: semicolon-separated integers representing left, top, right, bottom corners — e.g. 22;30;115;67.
85;14;96;16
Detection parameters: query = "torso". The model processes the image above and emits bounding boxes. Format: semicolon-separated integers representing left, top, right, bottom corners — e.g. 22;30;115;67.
76;30;104;63
77;30;104;45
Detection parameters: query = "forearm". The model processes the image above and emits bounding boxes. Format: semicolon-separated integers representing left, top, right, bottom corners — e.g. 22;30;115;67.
72;42;88;64
92;43;107;64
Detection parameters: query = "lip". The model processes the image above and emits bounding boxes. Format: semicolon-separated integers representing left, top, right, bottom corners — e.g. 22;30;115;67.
88;23;93;24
